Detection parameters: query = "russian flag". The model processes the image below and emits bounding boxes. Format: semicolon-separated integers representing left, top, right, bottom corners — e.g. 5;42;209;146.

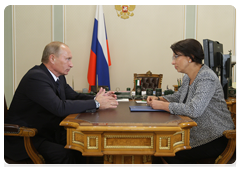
88;5;111;91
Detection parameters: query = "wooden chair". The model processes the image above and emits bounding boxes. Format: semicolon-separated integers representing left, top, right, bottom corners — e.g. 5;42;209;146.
4;97;45;164
133;71;163;91
198;112;238;167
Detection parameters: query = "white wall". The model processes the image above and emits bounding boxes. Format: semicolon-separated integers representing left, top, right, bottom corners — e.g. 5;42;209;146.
5;5;236;105
65;5;185;92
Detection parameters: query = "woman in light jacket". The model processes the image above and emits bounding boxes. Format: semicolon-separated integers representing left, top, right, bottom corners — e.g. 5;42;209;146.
147;39;235;164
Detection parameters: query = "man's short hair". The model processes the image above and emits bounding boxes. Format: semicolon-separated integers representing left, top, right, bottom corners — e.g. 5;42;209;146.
41;41;68;63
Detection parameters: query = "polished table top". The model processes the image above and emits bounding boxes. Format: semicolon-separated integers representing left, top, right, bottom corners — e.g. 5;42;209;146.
75;102;180;125
61;101;196;129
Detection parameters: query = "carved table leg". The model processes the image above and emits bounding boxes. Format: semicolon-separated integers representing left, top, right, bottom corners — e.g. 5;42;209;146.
104;155;152;164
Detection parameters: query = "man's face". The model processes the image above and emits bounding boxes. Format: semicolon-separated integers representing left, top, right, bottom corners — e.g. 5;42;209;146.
52;45;73;77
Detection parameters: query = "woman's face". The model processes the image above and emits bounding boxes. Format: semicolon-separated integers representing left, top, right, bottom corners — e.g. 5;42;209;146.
171;52;191;73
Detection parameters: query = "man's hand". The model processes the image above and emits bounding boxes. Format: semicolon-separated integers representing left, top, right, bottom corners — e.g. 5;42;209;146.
104;90;117;99
95;88;118;109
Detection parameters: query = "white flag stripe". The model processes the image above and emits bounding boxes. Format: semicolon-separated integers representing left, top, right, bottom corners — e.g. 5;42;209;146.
97;5;109;65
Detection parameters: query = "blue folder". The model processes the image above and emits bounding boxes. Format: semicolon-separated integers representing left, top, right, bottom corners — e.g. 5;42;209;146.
129;106;166;112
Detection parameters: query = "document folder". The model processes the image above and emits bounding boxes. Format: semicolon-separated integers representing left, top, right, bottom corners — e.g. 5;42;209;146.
129;106;166;112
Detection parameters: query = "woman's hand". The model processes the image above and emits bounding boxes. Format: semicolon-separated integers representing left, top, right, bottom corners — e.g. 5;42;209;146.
148;98;170;112
147;96;158;105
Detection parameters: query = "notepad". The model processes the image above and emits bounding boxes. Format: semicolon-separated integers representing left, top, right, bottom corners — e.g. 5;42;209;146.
129;106;166;112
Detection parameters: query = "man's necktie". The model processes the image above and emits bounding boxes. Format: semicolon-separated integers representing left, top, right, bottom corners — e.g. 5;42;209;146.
56;79;61;95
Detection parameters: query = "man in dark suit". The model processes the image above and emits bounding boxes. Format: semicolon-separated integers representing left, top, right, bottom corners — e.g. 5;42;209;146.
4;41;118;163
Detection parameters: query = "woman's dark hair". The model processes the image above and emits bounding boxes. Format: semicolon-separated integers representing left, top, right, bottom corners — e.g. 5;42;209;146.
170;39;204;64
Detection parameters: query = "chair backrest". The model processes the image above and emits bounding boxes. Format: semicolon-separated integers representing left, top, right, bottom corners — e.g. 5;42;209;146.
133;71;163;91
231;112;236;128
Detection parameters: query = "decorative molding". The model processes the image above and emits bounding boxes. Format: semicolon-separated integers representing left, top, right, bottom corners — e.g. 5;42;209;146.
104;155;113;163
87;136;99;149
159;137;171;150
72;131;84;146
142;155;151;163
173;131;185;147
104;135;153;149
146;70;152;76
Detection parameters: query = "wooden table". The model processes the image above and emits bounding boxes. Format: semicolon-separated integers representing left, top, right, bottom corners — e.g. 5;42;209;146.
60;101;197;164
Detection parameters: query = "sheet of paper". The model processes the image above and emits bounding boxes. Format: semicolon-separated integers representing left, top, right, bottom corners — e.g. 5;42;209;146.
135;100;147;104
116;99;129;102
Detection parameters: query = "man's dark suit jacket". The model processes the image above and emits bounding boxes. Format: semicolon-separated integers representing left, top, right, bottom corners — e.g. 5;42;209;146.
5;63;96;161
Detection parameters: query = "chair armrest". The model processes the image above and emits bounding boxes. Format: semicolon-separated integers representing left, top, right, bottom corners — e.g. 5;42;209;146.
4;123;37;137
4;124;20;133
223;130;236;139
4;123;44;163
216;129;236;164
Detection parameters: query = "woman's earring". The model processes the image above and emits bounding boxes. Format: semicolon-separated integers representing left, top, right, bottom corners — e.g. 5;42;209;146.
189;60;191;63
